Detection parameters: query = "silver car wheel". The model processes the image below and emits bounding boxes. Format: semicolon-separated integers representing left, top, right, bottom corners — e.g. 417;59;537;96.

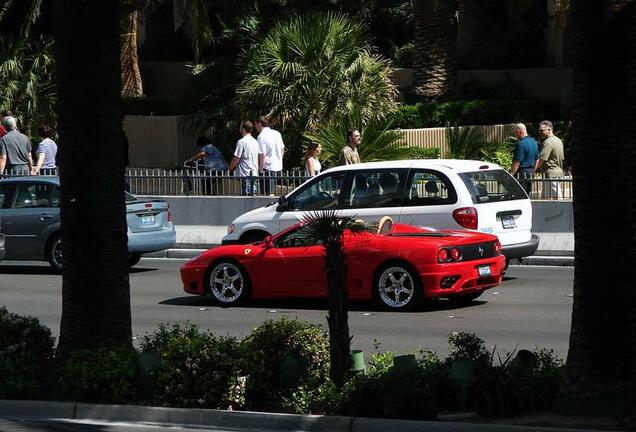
377;266;415;308
209;262;245;304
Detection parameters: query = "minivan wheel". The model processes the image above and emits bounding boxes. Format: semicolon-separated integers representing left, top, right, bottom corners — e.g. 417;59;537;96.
129;253;142;267
48;236;63;273
207;260;250;306
375;263;421;310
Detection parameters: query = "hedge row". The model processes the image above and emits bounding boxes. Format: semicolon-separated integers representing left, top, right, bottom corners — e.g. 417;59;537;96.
1;307;566;419
391;99;563;129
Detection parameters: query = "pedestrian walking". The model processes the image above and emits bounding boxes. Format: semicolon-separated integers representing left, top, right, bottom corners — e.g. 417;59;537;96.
0;116;33;175
256;116;285;196
304;142;322;177
228;121;259;196
509;123;538;196
186;136;228;195
535;120;564;200
338;128;361;165
187;136;228;171
33;124;58;175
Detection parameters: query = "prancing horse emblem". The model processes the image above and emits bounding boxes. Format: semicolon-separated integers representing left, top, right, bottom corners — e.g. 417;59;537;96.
244;248;252;255
478;246;484;256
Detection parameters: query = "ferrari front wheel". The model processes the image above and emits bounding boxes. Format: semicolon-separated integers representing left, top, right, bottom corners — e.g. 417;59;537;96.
375;264;421;310
207;260;250;306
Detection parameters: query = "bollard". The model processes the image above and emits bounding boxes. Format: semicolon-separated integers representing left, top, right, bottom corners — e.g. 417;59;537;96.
350;350;366;374
451;359;475;410
393;354;417;370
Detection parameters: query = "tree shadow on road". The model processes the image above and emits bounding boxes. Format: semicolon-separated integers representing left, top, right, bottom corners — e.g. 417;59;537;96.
159;295;488;313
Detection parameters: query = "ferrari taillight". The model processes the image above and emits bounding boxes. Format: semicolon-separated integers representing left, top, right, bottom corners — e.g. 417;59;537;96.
452;207;478;230
438;248;450;263
450;247;462;261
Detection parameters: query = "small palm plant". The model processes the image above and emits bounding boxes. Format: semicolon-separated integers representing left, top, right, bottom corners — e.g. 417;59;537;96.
445;122;486;160
305;113;429;168
295;209;371;386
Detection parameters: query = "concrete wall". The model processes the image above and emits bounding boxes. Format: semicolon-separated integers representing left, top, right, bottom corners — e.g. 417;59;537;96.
145;196;574;254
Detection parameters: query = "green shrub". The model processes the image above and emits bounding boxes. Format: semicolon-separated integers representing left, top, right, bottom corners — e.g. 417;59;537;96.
335;351;442;420
392;99;562;129
480;141;515;170
58;345;139;404
474;348;565;417
241;316;329;410
0;307;55;399
140;323;244;409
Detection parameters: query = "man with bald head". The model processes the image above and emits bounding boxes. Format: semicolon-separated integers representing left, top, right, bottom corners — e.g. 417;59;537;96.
510;123;538;196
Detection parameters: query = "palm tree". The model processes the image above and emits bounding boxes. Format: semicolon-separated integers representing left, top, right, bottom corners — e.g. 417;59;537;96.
53;0;131;357
296;210;370;386
456;0;492;69
565;0;636;408
235;12;397;166
412;0;458;101
0;36;56;133
305;114;429;168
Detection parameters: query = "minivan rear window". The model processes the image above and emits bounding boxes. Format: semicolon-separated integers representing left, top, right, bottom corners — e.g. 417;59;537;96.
458;169;527;204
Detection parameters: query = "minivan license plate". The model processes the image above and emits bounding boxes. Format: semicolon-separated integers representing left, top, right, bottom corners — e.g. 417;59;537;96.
141;215;155;225
478;265;491;277
501;215;516;229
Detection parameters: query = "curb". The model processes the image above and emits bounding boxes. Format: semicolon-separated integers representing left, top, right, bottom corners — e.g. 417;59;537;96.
0;401;605;432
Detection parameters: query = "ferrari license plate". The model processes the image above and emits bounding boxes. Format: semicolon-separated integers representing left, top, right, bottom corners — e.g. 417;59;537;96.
478;265;491;277
502;215;516;229
141;215;155;225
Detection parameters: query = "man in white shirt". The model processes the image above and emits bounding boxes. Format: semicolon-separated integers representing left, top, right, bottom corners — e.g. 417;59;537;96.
256;116;285;196
228;121;260;196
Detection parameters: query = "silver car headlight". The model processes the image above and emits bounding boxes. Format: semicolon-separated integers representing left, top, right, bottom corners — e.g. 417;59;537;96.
227;224;235;234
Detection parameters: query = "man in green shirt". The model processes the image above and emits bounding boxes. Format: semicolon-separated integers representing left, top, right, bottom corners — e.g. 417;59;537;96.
535;120;564;199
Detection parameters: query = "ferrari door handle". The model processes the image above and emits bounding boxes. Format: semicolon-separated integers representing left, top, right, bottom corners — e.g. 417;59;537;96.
39;214;54;221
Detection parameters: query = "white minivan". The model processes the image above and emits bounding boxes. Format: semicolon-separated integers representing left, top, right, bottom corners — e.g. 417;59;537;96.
222;160;539;265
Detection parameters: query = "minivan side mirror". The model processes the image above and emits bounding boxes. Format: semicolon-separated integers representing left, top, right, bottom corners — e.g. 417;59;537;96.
263;235;274;249
276;195;289;212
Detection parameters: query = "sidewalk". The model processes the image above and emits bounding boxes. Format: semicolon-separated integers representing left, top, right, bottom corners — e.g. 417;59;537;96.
0;400;623;432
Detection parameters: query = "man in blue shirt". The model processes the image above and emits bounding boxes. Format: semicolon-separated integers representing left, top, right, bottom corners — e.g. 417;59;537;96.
509;123;539;196
187;136;228;171
186;136;228;195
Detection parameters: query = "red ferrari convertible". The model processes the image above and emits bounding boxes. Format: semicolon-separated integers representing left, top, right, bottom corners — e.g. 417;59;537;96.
181;220;505;310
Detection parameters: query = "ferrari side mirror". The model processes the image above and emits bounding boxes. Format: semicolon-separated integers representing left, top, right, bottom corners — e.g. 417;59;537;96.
263;235;274;249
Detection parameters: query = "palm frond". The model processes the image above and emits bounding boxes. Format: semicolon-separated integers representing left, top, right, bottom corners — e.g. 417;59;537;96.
445;123;486;160
295;209;372;246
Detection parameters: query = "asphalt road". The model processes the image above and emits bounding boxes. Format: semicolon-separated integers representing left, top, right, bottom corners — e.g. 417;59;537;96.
0;259;574;360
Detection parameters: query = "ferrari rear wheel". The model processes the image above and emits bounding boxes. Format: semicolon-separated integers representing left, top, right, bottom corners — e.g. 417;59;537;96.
207;260;250;306
375;264;421;310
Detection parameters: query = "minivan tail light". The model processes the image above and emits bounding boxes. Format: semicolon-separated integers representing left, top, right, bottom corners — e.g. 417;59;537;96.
452;207;478;230
167;204;172;222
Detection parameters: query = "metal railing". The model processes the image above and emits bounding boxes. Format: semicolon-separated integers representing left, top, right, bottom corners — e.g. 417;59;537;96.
125;168;311;197
1;168;573;200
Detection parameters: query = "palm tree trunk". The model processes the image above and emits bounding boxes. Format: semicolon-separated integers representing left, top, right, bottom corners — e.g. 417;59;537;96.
566;0;636;402
457;0;490;69
53;0;131;359
325;243;351;387
120;5;143;97
412;0;459;101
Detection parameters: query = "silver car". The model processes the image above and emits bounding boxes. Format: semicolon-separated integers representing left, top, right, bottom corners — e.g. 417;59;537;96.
0;176;176;271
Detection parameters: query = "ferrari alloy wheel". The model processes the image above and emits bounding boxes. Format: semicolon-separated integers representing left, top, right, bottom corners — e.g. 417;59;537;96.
208;261;248;306
376;265;420;309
